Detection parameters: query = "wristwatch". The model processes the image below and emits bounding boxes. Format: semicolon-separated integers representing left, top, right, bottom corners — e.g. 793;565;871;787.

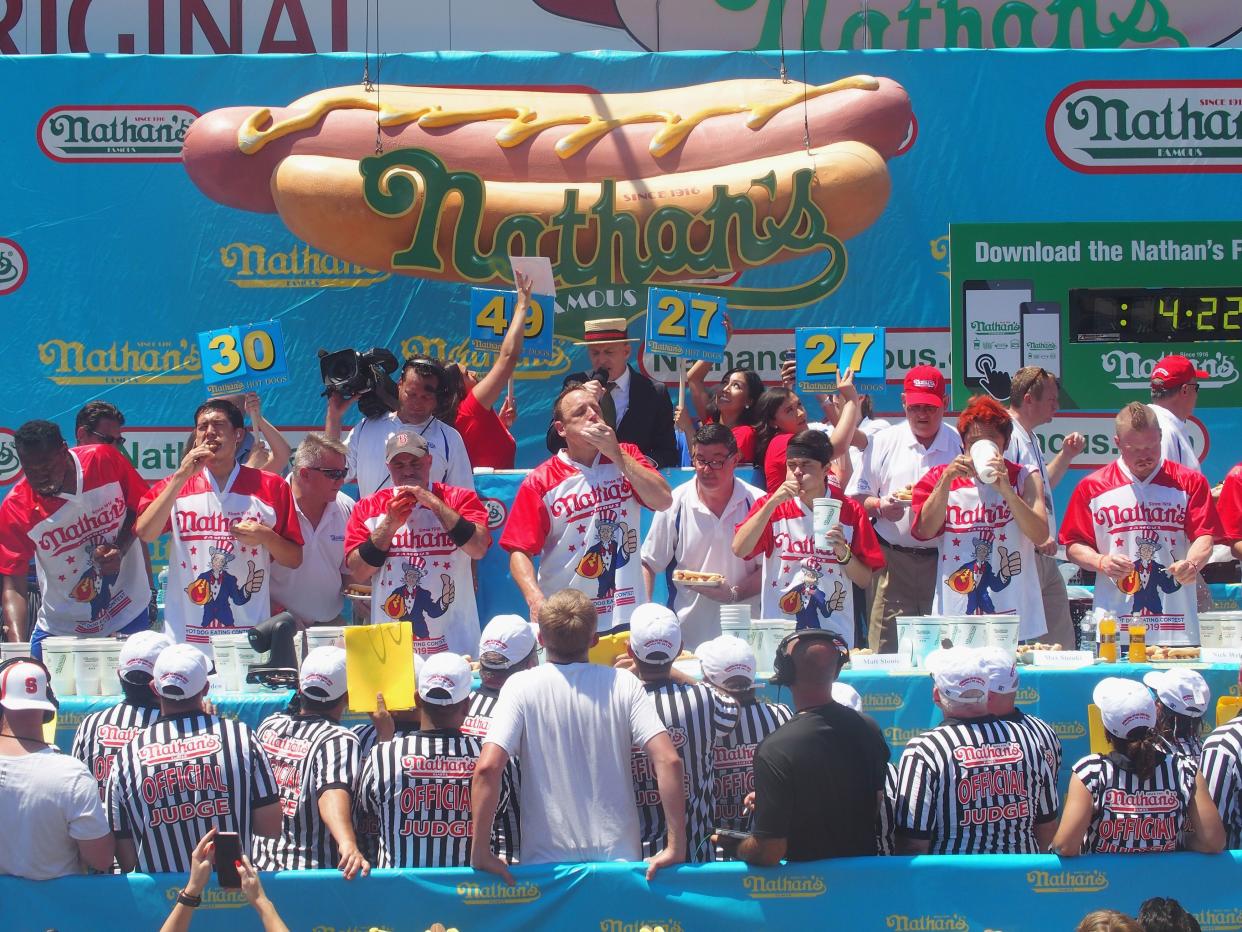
177;891;202;908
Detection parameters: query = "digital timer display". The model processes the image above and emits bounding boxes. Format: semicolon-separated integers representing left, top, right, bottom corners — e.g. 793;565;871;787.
1069;287;1242;343
1068;287;1242;345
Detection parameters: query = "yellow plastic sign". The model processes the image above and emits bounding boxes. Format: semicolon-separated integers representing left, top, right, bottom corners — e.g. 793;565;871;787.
345;622;416;713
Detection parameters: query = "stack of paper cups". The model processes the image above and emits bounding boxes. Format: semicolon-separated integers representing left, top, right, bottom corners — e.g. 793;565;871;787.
752;619;796;673
73;639;106;697
42;637;77;696
305;626;346;657
0;641;31;663
945;616;989;649
233;636;271;693
97;639;124;696
906;617;943;669
720;604;751;643
212;634;246;691
1199;612;1225;649
986;615;1021;659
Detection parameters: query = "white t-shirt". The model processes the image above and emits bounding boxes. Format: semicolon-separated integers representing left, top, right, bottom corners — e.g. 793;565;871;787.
484;663;667;864
1005;419;1057;541
0;446;151;636
270;487;354;624
848;421;961;549
640;477;763;650
1149;404;1201;473
847;416;893;478
345;413;474;498
912;460;1048;640
139;465;302;652
0;748;110;880
345;484;489;656
500;445;659;632
1060;458;1219;645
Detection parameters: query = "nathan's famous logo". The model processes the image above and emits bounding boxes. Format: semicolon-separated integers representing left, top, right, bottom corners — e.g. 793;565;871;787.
482;498;508;530
599;921;684;932
37;338;202;386
886;914;970;931
0;429;21;487
38;106;198;162
1196;907;1242;931
1051;721;1087;740
219;242;390;289
969;320;1020;333
456;880;541;905
0;237;28;296
399;334;571;384
742;874;826;899
885;725;922;745
138;735;223;765
1026;869;1109;894
1101;348;1238;390
1015;687;1039;705
359;148;847;311
1049;81;1242;173
163;886;247;909
864;693;904;712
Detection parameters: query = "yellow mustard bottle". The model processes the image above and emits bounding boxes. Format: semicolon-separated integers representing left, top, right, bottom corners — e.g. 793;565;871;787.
1099;616;1118;664
1128;621;1147;664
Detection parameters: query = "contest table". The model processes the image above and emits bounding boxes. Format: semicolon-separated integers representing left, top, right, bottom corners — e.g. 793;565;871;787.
54;662;1239;791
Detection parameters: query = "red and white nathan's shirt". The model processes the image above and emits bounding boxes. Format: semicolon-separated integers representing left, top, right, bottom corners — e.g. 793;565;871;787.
739;486;884;648
139;465;301;649
1059;459;1220;645
1218;464;1242;545
0;446;151;636
913;460;1047;640
500;445;658;632
345;484;489;656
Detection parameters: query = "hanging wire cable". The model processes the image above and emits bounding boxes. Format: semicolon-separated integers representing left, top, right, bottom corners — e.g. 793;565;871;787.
373;0;383;155
778;0;788;82
362;0;373;90
800;0;812;153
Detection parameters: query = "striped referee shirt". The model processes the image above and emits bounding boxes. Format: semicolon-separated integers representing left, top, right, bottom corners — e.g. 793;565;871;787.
876;763;898;856
712;698;792;836
355;728;512;868
1200;719;1242;849
71;701;160;800
1071;751;1197;853
895;714;1057;854
632;680;739;863
1003;708;1064;779
350;719;421;862
463;686;522;862
251;712;360;871
106;712;278;873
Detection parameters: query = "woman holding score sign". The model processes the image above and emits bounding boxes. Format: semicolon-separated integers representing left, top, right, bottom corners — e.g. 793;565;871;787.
754;367;862;495
441;272;534;470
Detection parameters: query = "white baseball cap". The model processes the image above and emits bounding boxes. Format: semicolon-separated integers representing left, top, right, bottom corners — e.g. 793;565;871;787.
478;614;537;670
1143;668;1210;718
152;643;210;699
832;681;863;712
118;631;173;683
1093;677;1157;736
925;647;989;705
697;635;757;688
0;660;56;713
978;646;1019;695
628;603;682;663
300;646;348;702
417;652;473;706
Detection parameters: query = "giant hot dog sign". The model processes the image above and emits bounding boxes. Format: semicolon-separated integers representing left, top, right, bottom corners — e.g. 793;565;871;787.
182;75;913;310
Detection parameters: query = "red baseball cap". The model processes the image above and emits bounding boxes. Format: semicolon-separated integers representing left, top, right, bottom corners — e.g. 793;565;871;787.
1150;355;1207;390
903;365;945;407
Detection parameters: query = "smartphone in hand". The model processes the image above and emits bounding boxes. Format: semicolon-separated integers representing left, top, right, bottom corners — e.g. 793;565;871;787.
214;831;242;888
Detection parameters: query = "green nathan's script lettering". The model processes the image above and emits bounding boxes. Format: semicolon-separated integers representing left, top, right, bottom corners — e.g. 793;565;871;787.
358;147;847;310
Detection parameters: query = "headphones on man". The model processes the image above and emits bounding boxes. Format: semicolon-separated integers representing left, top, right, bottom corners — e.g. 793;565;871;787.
0;655;60;725
769;629;850;687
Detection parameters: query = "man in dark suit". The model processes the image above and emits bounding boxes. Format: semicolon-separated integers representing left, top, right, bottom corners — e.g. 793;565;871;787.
546;317;679;467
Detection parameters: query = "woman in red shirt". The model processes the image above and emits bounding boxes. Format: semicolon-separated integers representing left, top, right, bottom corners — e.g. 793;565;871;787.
752;370;860;493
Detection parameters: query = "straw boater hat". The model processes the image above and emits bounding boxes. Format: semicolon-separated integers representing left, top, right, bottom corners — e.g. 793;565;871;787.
574;317;641;345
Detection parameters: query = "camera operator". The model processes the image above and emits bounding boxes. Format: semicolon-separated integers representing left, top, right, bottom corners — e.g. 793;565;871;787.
325;354;473;498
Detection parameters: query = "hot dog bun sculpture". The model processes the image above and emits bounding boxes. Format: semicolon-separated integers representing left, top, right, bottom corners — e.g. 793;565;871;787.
183;76;913;303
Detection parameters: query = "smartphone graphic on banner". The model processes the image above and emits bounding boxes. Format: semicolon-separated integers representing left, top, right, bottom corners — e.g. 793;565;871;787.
962;279;1031;387
1020;301;1062;376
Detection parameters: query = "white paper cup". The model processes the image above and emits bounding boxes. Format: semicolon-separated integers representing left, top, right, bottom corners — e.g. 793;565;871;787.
912;620;944;668
73;640;106;697
1198;612;1225;649
752;620;796;674
946;616;990;649
305;626;345;657
42;637;78;696
986;615;1021;658
233;640;271;693
896;617;916;666
212;634;248;691
96;639;124;696
0;641;31;663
